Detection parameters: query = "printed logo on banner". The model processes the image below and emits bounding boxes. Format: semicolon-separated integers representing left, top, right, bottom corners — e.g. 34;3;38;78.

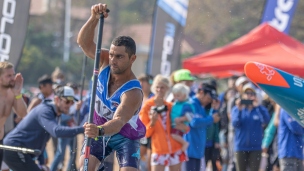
269;0;294;32
0;0;31;67
147;0;189;76
160;23;175;76
0;0;16;62
158;0;189;26
261;0;299;33
255;63;275;81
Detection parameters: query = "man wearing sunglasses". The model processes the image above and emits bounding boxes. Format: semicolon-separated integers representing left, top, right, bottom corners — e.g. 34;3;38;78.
3;86;84;171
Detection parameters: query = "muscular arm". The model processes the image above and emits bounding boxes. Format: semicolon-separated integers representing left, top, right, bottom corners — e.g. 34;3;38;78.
38;107;84;137
77;4;109;68
13;95;27;118
77;17;98;59
102;89;142;135
11;73;27;117
27;97;42;113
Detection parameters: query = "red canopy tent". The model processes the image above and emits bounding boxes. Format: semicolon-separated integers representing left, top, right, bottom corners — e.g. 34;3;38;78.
183;23;304;78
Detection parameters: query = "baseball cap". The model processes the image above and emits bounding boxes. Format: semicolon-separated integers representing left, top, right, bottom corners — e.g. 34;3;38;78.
199;83;218;99
55;86;78;101
235;76;248;87
242;83;256;93
173;69;196;82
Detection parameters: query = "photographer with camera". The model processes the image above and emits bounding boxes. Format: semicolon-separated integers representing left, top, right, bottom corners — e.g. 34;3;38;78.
231;83;270;171
140;75;187;171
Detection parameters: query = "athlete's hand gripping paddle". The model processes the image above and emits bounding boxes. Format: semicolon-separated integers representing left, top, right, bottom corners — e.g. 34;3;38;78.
244;61;304;127
83;9;109;171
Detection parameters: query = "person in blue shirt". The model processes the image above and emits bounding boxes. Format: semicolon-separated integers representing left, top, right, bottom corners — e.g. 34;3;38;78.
231;83;270;171
278;109;304;171
50;83;84;171
3;86;84;171
203;83;221;171
184;83;220;171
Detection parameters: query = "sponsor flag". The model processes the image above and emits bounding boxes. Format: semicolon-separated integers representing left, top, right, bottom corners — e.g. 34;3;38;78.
0;0;31;67
147;0;189;76
261;0;299;34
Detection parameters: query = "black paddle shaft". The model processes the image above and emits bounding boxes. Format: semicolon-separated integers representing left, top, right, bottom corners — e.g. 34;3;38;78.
83;9;109;171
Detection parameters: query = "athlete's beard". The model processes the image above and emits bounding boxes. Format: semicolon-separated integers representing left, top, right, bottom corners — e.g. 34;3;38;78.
57;105;69;116
1;82;14;89
110;65;128;75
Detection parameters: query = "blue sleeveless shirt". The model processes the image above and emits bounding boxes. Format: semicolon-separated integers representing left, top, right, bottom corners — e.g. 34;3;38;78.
93;66;146;140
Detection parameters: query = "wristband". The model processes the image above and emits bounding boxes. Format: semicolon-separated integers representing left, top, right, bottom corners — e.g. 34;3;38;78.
15;94;22;100
94;126;105;141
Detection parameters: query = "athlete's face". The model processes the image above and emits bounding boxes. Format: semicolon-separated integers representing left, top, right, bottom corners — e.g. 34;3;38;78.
55;96;74;115
154;82;169;99
0;68;15;89
109;45;136;75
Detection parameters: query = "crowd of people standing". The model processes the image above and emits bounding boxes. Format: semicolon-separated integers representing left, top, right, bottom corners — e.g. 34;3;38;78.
138;70;304;171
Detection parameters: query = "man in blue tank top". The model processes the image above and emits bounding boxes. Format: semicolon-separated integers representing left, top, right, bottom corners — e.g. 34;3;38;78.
77;3;146;171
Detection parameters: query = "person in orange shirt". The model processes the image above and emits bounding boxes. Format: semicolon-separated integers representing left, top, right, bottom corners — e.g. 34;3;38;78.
140;74;188;171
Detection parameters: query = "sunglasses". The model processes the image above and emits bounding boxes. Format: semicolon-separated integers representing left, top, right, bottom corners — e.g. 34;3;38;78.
245;92;256;96
60;98;74;105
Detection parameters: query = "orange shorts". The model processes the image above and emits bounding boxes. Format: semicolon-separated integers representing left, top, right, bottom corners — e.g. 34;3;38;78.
151;150;187;166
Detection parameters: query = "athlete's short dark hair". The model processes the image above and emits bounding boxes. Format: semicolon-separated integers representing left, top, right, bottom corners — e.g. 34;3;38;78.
112;36;136;58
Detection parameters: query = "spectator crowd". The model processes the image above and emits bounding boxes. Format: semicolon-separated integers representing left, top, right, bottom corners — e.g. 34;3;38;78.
137;69;304;171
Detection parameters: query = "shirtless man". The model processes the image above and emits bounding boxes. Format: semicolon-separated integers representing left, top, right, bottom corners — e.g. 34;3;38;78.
77;3;145;171
0;61;27;168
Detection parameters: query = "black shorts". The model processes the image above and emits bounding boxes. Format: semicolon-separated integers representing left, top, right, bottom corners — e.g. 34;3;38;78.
140;137;151;149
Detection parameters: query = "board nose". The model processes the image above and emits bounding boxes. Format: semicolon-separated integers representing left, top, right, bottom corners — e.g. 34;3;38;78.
244;61;290;88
